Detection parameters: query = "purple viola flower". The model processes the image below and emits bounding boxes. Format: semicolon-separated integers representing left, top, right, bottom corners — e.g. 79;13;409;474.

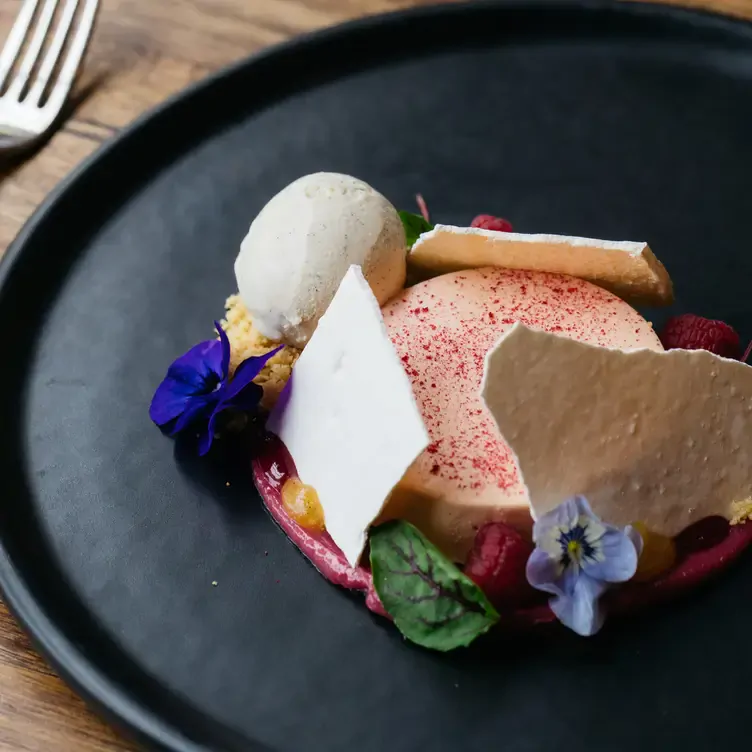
150;322;281;455
526;495;642;637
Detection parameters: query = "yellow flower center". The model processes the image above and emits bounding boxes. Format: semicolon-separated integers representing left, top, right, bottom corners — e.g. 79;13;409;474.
567;540;581;558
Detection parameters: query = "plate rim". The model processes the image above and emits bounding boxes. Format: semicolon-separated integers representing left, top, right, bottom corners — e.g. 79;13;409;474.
2;1;752;750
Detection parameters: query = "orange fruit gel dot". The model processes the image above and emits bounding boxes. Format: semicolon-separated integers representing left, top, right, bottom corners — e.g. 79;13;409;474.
632;521;677;582
281;478;326;531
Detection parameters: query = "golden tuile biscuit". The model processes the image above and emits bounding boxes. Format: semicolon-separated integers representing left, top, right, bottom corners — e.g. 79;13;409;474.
409;225;673;306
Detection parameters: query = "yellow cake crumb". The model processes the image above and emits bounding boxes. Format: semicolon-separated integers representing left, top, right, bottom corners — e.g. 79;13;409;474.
220;293;299;407
730;499;752;525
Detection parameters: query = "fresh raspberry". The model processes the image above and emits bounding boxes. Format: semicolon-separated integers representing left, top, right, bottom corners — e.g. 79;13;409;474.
471;214;513;232
464;522;534;608
659;314;740;359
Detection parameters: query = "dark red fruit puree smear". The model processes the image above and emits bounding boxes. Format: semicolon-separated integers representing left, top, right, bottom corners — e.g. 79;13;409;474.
253;437;752;629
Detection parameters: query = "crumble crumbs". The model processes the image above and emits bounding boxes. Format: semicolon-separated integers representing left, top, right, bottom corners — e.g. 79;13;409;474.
220;293;299;408
730;499;752;526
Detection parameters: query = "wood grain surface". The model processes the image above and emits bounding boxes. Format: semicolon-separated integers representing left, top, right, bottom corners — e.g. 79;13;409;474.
0;0;751;749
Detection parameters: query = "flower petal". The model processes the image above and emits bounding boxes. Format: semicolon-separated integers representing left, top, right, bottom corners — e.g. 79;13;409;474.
572;494;596;520
584;527;639;583
532;496;579;544
200;381;264;455
215;322;232;382
626;524;644;559
526;548;564;596
167;394;216;436
527;547;582;598
150;377;194;426
550;574;608;636
198;381;264;456
219;382;264;414
169;339;223;386
221;346;283;403
163;364;206;394
197;407;224;456
149;339;223;426
557;560;581;597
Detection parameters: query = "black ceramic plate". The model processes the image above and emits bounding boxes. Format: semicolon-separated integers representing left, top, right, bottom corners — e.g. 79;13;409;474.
2;1;752;750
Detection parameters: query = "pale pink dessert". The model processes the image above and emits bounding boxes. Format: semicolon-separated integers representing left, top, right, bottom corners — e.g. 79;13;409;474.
377;266;663;562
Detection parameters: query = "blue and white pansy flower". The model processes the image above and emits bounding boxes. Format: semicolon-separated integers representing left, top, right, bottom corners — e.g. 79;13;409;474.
526;495;643;636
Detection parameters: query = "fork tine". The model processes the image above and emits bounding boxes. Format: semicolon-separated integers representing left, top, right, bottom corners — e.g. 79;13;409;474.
26;0;80;106
0;0;41;91
43;0;99;114
6;0;59;100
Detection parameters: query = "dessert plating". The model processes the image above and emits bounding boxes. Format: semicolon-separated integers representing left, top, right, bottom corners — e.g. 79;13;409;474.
151;172;752;649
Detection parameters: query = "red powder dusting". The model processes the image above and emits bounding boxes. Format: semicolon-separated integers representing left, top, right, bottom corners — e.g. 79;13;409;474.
381;267;661;500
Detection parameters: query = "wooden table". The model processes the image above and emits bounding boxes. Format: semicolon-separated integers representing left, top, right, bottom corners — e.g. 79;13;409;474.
0;0;750;748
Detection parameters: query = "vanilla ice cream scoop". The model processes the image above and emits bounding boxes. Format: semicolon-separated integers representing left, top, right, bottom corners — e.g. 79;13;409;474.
234;172;407;347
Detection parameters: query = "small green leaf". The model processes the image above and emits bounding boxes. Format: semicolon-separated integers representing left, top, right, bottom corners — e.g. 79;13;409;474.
399;211;434;248
370;520;499;651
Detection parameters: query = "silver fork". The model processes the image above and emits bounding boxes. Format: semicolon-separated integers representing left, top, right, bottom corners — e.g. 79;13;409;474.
0;0;100;152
